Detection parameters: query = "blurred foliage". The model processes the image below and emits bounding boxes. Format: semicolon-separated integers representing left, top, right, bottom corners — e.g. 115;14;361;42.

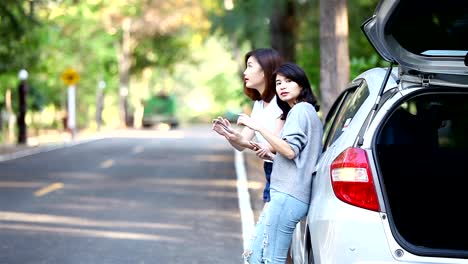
209;0;385;96
0;1;41;73
132;32;195;75
208;0;271;49
0;0;388;140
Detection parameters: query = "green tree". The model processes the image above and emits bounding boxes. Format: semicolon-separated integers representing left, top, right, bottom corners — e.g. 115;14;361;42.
209;0;308;63
101;0;209;127
207;0;384;115
270;0;298;62
0;1;40;73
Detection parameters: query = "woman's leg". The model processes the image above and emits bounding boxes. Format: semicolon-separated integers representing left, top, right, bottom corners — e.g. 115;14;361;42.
262;189;308;264
263;162;273;202
243;203;270;263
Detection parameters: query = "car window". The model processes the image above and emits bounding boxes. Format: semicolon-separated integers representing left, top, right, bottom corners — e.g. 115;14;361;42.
322;95;345;147
323;90;355;150
322;82;361;151
325;80;370;148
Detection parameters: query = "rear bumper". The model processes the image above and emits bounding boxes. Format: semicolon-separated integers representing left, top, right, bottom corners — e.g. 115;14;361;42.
308;200;394;263
142;116;178;126
307;199;468;263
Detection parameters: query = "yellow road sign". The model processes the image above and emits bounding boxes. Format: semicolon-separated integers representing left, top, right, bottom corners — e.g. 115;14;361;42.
61;68;80;86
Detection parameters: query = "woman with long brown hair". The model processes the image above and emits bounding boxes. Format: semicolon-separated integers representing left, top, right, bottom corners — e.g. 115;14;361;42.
212;48;284;203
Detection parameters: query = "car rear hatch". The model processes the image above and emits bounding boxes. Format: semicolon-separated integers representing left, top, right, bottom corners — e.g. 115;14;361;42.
362;0;468;78
362;0;468;260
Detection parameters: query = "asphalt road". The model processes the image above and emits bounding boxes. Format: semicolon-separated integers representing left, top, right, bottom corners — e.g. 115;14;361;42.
0;126;244;264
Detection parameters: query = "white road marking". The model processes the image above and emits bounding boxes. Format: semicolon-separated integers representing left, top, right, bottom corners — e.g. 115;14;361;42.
235;150;255;254
34;182;64;197
99;159;114;168
132;145;144;154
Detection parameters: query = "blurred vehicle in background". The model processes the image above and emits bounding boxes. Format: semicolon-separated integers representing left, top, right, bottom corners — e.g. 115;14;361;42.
224;108;241;123
142;92;178;129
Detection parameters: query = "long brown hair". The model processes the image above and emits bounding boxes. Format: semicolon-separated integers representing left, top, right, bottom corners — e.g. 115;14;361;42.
243;48;283;103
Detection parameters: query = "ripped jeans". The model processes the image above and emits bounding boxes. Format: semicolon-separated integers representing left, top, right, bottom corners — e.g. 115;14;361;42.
243;189;308;264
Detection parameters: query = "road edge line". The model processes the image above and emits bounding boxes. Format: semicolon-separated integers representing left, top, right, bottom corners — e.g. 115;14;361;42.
235;150;255;253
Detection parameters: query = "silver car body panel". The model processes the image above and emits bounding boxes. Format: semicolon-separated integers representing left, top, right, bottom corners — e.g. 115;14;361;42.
292;67;468;263
299;69;394;263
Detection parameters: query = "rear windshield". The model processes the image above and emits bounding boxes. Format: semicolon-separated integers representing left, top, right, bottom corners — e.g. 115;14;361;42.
388;0;468;56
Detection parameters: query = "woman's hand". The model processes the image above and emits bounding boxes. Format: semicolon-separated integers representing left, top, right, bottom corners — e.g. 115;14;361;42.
237;113;260;131
212;117;243;142
250;141;275;161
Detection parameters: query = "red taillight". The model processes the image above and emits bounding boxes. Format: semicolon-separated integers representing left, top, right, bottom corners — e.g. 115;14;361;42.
330;147;380;212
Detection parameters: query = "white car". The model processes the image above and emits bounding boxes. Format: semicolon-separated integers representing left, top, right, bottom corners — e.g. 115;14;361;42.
291;0;468;263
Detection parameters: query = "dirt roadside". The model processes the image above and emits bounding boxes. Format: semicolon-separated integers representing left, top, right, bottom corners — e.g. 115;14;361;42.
0;129;87;156
0;134;69;156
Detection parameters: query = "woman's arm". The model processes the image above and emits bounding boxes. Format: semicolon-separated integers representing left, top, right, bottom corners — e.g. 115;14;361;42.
266;118;285;153
237;114;295;159
251;117;284;159
212;117;255;151
256;126;295;159
227;126;255;151
250;141;275;161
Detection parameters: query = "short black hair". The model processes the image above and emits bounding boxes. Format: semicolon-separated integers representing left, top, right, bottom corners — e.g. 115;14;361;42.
274;62;320;120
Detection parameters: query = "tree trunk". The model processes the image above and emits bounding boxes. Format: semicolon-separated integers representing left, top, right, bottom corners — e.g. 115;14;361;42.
95;84;104;131
117;18;132;128
319;0;350;117
270;0;297;62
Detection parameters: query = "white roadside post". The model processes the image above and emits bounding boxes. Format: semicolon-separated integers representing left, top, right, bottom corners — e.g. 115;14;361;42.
67;85;76;138
61;68;80;139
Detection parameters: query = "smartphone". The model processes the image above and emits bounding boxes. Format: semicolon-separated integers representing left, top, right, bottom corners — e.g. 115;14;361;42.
249;141;266;152
213;119;233;133
249;141;262;150
249;141;275;159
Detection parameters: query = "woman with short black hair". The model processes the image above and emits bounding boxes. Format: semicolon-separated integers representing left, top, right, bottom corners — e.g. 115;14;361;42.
238;62;323;263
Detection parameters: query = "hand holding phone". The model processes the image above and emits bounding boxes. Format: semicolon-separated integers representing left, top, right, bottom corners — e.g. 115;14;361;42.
212;118;233;133
249;141;275;160
249;141;262;150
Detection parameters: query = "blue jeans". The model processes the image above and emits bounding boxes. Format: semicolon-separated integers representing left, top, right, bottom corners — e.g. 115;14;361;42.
263;162;273;202
243;189;309;264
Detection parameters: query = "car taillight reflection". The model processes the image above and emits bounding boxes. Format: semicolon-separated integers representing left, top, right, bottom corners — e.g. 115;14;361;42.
330;147;380;212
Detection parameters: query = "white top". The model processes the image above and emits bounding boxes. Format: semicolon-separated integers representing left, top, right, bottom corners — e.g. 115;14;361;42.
250;96;283;145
